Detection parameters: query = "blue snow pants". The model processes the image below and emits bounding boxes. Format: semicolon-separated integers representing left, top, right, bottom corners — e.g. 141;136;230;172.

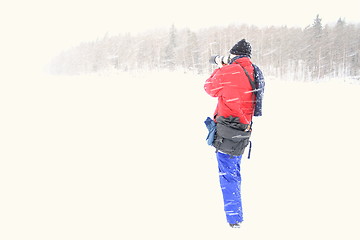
216;151;243;224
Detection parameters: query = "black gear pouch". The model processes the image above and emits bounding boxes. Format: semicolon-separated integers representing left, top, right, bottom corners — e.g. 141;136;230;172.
213;119;251;157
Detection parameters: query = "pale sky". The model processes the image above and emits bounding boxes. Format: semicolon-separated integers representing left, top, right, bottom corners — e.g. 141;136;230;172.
1;0;359;73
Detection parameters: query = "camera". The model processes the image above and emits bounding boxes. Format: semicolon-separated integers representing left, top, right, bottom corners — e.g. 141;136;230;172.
209;55;231;66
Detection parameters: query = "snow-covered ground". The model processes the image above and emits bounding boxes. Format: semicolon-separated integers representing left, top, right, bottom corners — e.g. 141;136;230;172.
1;71;360;239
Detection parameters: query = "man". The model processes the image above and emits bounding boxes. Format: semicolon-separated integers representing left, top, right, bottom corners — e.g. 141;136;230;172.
204;39;265;228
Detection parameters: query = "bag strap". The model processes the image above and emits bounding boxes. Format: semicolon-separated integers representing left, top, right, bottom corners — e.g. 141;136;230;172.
247;141;252;159
234;61;255;158
234;61;256;91
234;61;257;120
243;67;256;91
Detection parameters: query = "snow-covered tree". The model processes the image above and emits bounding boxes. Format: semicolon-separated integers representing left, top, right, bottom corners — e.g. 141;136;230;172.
49;17;360;82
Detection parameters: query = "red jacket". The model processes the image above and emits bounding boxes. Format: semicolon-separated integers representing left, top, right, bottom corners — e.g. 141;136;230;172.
204;57;255;125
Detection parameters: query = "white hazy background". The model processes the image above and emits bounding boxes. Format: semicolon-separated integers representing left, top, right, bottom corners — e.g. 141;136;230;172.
1;0;360;239
1;0;360;73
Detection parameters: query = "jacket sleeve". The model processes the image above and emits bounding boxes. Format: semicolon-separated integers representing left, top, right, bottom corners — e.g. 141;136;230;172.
204;68;223;97
253;64;265;117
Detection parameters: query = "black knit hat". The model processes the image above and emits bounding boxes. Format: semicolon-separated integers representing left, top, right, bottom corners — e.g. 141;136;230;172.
230;39;251;57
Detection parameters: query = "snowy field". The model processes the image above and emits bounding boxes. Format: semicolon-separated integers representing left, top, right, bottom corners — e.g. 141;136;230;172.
1;70;360;239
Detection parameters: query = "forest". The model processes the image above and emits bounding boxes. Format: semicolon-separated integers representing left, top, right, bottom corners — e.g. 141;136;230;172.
49;15;360;81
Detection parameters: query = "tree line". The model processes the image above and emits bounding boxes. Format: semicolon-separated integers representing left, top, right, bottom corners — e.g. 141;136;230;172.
49;15;360;81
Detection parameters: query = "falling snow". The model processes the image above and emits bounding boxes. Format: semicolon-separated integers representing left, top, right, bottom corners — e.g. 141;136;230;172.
1;70;360;239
